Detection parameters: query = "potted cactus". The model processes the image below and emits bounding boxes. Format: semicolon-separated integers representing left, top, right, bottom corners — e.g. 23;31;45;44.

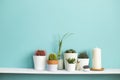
78;51;89;70
66;58;76;71
33;50;46;71
64;49;78;70
47;53;58;71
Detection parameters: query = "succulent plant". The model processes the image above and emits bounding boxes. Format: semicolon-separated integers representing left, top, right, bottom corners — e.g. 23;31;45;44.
65;49;76;53
83;65;89;69
48;53;57;60
66;58;76;64
78;51;89;58
35;50;46;56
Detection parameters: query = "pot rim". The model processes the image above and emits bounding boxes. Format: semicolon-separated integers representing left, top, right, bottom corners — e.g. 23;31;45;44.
47;60;58;64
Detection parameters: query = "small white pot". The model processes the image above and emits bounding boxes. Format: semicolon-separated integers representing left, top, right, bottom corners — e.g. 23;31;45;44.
33;56;46;71
64;53;77;70
58;59;63;70
48;64;58;71
77;59;89;70
83;68;90;72
67;64;76;72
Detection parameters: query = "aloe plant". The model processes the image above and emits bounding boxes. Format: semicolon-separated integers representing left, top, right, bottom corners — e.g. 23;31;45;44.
66;58;76;64
57;33;73;59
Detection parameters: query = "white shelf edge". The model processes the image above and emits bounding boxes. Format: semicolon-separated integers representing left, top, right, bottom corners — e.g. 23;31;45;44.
0;68;120;74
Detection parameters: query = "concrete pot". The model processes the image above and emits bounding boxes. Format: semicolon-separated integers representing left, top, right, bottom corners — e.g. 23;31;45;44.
58;59;63;70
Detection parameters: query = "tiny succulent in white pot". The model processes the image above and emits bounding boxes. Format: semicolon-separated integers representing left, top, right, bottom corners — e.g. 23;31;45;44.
77;51;89;70
83;65;90;72
64;49;77;70
66;58;76;71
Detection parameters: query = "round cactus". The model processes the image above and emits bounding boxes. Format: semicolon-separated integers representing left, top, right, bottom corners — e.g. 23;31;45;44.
35;50;46;56
78;51;89;58
48;53;57;60
65;49;76;53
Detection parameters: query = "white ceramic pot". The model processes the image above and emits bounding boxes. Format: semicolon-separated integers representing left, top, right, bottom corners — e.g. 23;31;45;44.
67;64;76;72
48;64;58;71
83;68;90;72
64;53;77;70
58;59;63;70
33;56;46;71
77;59;89;70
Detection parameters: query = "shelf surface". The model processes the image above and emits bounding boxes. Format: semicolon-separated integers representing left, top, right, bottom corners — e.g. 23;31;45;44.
0;68;120;74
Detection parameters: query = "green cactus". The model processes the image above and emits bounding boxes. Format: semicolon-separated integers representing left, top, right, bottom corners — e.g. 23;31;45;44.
78;51;89;58
66;58;76;64
65;49;76;53
48;53;57;60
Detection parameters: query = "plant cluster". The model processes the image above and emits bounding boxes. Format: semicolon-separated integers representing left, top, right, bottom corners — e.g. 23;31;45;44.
48;54;57;60
35;50;46;56
65;49;76;53
78;51;89;58
66;58;76;64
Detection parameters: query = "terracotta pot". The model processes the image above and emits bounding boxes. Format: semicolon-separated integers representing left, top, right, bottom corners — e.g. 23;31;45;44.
47;60;58;71
58;59;63;70
47;60;58;64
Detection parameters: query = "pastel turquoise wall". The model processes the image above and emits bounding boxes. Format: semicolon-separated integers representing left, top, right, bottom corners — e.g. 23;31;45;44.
0;0;120;80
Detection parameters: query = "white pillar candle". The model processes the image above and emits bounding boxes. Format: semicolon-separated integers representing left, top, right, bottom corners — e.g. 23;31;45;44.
92;48;102;69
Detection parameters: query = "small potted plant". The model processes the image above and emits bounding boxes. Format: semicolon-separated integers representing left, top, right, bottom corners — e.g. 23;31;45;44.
78;51;89;70
83;65;90;72
47;53;58;71
57;33;73;70
33;50;46;71
64;49;77;70
66;58;76;71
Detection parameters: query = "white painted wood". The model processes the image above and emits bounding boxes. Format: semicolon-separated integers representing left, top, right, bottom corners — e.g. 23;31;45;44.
0;68;120;74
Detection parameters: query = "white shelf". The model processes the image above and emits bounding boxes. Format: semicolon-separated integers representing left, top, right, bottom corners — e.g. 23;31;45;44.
0;68;120;74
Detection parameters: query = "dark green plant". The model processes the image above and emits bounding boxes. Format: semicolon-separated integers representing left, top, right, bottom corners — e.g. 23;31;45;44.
65;49;76;53
83;65;89;69
78;51;89;58
57;33;74;59
66;58;76;64
48;53;57;60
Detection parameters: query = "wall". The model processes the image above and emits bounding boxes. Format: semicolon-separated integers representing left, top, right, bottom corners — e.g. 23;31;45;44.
0;0;120;80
